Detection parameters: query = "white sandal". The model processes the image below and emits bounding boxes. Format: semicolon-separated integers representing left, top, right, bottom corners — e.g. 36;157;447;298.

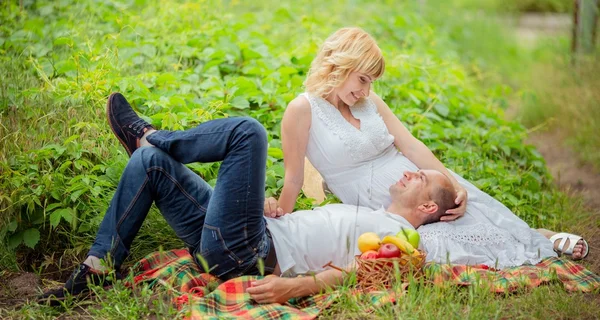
549;232;590;260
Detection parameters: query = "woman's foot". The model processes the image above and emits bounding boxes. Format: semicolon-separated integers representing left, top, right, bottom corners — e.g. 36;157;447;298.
537;228;589;260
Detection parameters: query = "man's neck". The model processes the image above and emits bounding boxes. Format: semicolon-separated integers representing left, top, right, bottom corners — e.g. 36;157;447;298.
385;203;421;228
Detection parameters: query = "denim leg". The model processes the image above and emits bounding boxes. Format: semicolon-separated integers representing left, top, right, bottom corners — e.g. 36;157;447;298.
147;117;269;279
88;147;212;269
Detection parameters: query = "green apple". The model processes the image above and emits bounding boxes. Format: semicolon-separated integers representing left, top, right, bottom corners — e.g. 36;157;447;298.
396;227;420;248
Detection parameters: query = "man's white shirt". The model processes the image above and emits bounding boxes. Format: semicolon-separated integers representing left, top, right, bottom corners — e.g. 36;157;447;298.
265;204;414;276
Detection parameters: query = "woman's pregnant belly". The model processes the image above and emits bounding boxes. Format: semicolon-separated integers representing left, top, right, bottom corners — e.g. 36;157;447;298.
326;151;420;210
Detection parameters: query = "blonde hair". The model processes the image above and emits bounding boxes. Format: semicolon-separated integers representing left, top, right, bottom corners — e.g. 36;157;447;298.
304;27;385;98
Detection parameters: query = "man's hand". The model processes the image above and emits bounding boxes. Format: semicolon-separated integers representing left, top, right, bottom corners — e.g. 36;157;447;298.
247;275;295;304
264;197;285;218
441;186;468;221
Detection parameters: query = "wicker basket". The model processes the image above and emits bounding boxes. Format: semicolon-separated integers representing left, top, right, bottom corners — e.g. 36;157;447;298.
355;250;427;291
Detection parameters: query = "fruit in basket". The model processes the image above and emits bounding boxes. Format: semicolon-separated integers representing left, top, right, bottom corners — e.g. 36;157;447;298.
359;250;379;260
357;232;381;253
381;235;415;255
396;227;420;248
377;243;402;258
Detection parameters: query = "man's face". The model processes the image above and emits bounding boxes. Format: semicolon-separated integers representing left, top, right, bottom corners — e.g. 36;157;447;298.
335;71;373;106
389;170;451;207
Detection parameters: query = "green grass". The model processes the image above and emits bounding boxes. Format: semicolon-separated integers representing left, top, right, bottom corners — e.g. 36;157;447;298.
0;0;598;318
2;272;598;319
323;281;600;319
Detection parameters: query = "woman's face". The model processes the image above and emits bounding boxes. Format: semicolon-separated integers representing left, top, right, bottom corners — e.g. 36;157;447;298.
334;71;374;106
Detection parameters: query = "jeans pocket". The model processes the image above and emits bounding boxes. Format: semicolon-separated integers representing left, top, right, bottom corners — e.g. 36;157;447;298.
195;224;241;278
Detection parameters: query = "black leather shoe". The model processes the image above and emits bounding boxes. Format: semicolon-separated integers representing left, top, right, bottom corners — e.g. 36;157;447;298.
38;263;121;306
106;92;154;156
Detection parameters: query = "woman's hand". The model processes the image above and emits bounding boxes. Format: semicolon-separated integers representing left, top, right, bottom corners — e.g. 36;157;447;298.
264;197;284;218
371;92;468;221
247;275;295;304
441;186;467;221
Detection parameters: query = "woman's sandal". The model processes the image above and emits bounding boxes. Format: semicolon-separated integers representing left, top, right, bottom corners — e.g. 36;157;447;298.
549;232;590;260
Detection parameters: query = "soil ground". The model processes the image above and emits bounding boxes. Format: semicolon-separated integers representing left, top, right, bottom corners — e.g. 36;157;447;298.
0;271;41;310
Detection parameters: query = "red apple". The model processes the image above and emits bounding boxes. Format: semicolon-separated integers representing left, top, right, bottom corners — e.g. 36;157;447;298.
360;250;379;260
377;243;401;258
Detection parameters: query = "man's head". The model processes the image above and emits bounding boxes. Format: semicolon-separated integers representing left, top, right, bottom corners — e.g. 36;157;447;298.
388;170;458;227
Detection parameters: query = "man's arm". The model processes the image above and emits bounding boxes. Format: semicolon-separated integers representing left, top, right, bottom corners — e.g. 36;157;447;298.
246;269;345;304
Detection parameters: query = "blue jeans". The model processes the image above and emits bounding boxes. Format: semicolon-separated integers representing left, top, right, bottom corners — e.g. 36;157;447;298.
88;117;273;280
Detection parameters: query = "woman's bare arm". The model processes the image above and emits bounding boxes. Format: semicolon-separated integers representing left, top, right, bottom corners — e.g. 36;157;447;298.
369;92;467;219
265;96;312;216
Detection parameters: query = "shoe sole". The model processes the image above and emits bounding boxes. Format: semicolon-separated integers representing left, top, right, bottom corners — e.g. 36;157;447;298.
106;92;133;157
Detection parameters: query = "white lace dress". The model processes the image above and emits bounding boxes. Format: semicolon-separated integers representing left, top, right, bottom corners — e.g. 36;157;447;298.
302;93;557;268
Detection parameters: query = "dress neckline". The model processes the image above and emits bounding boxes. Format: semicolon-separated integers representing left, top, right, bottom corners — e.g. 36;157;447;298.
315;95;363;132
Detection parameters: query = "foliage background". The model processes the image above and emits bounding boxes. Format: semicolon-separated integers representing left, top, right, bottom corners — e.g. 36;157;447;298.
0;0;586;275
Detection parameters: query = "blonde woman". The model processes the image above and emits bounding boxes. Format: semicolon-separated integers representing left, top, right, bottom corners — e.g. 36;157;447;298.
264;27;589;266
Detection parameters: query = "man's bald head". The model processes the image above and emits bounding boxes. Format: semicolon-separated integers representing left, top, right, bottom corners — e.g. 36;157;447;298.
424;180;458;224
388;169;459;227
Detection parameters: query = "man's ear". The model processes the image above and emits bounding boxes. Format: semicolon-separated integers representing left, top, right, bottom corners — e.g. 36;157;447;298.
417;201;438;214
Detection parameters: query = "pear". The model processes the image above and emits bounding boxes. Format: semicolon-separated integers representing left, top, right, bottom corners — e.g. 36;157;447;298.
396;227;420;248
357;232;381;253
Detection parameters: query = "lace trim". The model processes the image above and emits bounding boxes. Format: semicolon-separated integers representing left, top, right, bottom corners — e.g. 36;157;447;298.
350;98;395;153
502;257;544;269
304;93;393;161
420;221;544;268
419;222;513;246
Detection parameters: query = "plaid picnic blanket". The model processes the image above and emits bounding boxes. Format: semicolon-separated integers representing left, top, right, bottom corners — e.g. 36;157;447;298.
130;249;600;319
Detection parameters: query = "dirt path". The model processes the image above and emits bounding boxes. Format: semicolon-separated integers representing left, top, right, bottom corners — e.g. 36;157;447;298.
515;13;571;47
527;131;600;209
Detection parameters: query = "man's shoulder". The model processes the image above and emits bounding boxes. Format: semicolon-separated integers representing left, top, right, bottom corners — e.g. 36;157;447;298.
315;204;374;214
